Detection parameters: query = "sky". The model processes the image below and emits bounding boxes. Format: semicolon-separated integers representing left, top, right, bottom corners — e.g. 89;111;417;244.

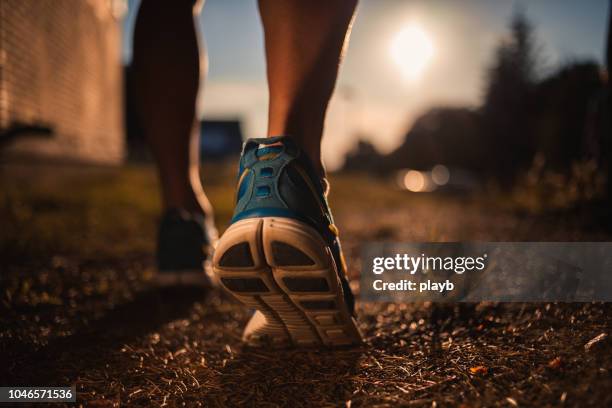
123;0;610;170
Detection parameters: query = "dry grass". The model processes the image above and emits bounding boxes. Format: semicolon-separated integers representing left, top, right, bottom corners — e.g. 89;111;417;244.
1;163;611;407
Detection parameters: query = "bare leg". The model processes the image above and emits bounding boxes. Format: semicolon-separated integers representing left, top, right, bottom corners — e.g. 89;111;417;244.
132;0;212;217
258;0;358;176
213;0;361;346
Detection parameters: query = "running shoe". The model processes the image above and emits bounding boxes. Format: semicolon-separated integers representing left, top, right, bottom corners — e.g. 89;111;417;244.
155;208;217;286
212;136;363;347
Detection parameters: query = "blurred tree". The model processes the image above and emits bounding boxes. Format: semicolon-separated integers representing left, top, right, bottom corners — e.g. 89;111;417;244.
482;9;541;185
342;138;387;174
384;107;484;172
534;62;603;172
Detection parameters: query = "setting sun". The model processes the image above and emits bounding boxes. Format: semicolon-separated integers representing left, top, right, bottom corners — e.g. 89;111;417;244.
390;24;434;81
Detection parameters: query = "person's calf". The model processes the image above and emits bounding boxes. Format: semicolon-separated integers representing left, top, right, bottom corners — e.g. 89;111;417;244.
259;0;358;178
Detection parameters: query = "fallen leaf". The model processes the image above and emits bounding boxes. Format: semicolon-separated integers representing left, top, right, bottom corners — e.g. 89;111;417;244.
506;397;518;406
547;356;562;369
469;365;488;375
584;333;608;351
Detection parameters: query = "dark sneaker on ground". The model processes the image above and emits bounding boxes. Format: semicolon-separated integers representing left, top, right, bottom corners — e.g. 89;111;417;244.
155;208;218;286
212;136;363;347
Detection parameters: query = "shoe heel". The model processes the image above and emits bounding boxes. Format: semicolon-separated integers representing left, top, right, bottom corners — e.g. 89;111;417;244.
213;217;363;347
261;218;362;347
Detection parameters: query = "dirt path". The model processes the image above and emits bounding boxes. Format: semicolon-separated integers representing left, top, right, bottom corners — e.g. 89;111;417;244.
1;164;611;407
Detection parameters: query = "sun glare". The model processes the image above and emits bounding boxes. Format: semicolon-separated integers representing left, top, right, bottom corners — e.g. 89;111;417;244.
390;24;434;81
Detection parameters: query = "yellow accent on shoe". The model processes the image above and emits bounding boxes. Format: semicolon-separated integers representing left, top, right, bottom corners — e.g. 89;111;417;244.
328;224;339;236
257;152;280;161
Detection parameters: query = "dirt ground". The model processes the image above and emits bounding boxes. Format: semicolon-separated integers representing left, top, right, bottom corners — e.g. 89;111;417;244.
1;163;611;407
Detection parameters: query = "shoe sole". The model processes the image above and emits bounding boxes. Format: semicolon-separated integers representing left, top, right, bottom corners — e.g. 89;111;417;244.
212;217;363;348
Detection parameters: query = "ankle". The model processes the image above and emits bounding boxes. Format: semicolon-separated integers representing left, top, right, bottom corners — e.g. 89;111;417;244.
267;134;325;178
160;182;212;219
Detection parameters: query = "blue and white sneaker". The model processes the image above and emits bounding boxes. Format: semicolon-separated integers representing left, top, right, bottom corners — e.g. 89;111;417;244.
154;208;218;286
212;136;363;347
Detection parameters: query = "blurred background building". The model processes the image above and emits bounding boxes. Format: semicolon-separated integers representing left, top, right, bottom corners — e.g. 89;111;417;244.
0;0;125;164
199;119;243;160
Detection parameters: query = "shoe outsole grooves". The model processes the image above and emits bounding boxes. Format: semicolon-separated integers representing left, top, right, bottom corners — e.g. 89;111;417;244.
213;217;363;348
